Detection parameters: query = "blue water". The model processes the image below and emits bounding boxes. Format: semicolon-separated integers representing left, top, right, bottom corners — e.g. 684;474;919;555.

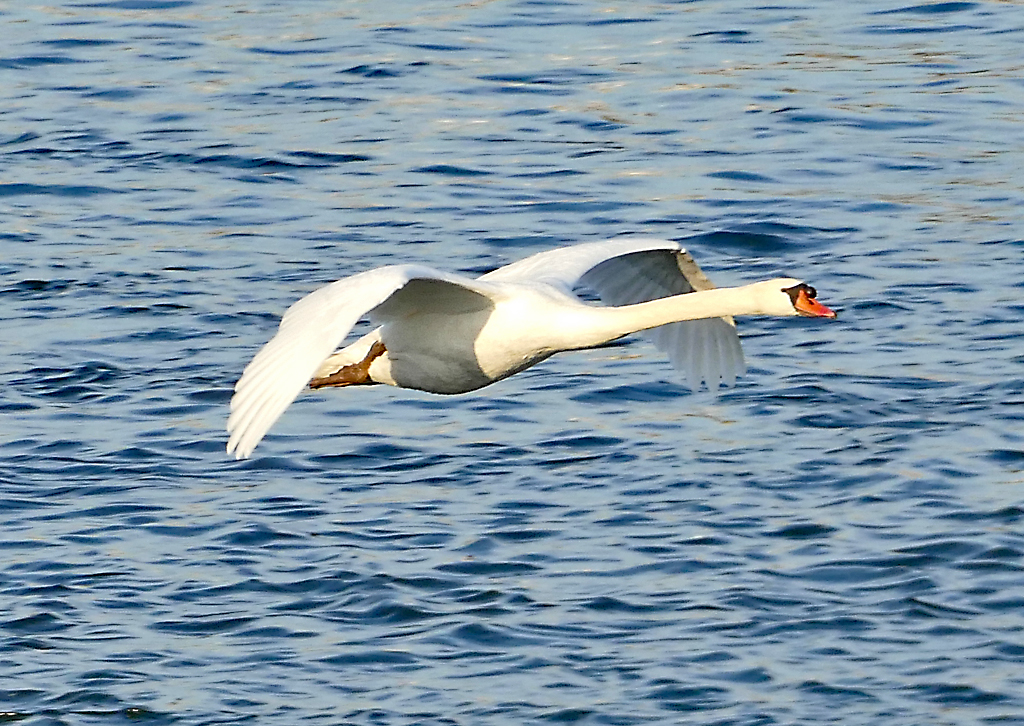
3;2;1024;724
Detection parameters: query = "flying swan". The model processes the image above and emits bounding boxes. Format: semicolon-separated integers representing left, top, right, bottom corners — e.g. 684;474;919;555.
227;237;835;458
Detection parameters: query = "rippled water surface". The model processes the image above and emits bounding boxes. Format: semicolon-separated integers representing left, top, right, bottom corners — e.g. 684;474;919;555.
3;2;1024;724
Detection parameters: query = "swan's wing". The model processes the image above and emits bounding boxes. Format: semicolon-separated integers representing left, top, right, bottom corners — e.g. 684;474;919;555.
480;237;682;291
226;265;495;459
483;237;744;389
577;245;746;391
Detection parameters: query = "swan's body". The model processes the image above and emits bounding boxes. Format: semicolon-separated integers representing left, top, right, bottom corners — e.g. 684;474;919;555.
227;237;835;458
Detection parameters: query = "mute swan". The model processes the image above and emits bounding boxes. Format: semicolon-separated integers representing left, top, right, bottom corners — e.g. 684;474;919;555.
227;237;835;459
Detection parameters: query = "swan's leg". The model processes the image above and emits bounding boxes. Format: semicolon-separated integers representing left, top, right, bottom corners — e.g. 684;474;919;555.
309;341;386;389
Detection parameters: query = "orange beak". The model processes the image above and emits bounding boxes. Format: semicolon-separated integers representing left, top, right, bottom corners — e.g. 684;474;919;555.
794;287;837;319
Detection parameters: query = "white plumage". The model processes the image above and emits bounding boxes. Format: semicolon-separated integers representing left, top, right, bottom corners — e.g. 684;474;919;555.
227;237;835;459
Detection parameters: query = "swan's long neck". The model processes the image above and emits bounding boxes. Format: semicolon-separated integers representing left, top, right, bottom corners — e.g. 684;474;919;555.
571;281;785;348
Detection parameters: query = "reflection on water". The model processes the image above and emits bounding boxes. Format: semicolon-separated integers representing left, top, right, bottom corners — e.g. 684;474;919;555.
2;1;1024;724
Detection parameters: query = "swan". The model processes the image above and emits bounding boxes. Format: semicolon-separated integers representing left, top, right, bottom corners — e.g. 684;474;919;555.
227;237;835;459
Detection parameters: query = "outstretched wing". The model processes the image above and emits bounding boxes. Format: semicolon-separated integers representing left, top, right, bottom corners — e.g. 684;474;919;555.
487;236;744;391
226;265;493;459
481;237;682;291
579;246;745;391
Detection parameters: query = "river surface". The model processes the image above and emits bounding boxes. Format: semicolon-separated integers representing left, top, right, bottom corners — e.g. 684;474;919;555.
2;2;1024;724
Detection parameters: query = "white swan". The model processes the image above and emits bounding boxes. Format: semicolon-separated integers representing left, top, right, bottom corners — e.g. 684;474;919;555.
227;237;835;459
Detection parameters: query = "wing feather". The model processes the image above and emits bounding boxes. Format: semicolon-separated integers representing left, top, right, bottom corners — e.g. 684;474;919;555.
481;237;681;291
576;243;745;391
227;265;493;459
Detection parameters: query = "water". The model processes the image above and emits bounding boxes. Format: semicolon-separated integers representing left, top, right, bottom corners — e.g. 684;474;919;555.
2;1;1024;724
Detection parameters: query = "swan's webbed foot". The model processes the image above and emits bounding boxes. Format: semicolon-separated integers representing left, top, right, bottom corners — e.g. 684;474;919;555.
309;340;386;389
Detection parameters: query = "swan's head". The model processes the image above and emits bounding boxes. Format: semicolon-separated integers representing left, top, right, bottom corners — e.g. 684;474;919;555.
754;279;837;318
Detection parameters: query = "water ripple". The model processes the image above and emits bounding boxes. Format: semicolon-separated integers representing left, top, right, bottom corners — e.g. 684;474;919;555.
2;0;1024;724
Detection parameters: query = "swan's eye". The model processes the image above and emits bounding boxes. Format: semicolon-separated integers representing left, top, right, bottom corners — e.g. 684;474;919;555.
782;282;817;307
785;283;816;298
